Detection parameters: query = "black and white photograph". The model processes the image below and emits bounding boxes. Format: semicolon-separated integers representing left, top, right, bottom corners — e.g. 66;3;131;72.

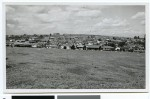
5;3;147;91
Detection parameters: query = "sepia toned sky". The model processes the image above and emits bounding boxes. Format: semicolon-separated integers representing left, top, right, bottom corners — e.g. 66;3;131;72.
6;5;145;37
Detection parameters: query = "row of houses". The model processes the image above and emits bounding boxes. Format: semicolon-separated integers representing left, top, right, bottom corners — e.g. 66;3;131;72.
6;34;145;53
6;40;145;53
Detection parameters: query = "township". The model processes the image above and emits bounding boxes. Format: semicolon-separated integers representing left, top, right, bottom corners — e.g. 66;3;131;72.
6;33;145;53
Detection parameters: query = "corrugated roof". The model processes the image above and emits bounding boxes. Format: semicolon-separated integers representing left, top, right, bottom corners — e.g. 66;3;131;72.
103;46;114;48
87;45;100;48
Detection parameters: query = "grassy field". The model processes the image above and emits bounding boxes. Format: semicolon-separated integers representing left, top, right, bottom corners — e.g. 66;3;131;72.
6;47;145;89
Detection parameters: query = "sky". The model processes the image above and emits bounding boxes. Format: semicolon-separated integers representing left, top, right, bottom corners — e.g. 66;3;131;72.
6;5;145;37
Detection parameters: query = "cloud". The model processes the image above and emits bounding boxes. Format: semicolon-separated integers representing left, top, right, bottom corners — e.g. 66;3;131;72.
95;18;129;27
131;12;145;26
6;5;145;37
131;12;145;19
76;10;101;17
112;19;129;27
66;5;107;12
35;8;71;23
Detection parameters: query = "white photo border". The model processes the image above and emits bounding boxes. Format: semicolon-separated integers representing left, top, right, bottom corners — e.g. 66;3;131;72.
1;93;150;99
2;2;149;93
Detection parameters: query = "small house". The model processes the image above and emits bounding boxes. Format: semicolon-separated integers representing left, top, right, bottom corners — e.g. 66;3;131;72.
133;46;145;53
46;44;58;49
32;43;38;48
102;46;114;51
14;40;32;47
62;44;71;50
120;46;129;52
86;45;101;50
115;47;121;51
76;44;84;50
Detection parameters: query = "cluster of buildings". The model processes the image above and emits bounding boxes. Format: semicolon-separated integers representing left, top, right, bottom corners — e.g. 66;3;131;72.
6;33;145;53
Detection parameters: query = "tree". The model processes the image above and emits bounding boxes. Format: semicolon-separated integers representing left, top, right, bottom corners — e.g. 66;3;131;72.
33;34;37;37
113;37;116;40
83;45;87;50
134;36;137;39
108;42;116;47
47;40;50;44
71;45;76;50
134;36;140;39
25;38;29;41
23;34;27;37
39;35;44;39
98;38;102;41
118;41;126;47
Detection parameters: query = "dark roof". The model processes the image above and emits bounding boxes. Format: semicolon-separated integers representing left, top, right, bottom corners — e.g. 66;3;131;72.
87;45;100;48
111;40;123;43
103;46;114;49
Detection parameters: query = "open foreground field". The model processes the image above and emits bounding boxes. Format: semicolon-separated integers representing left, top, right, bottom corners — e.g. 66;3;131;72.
6;47;145;89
